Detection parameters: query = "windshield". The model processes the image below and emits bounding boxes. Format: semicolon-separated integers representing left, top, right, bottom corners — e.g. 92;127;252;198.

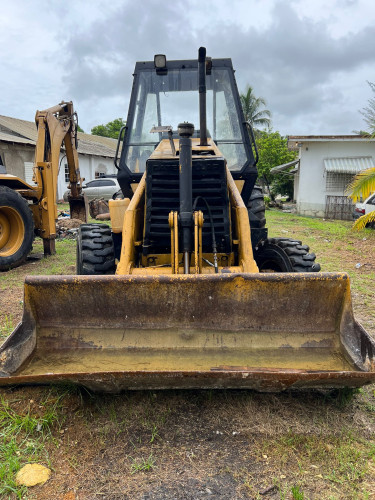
125;66;248;173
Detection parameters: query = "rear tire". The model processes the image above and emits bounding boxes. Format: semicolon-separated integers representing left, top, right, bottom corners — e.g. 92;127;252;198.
0;186;34;271
254;237;321;272
76;223;116;275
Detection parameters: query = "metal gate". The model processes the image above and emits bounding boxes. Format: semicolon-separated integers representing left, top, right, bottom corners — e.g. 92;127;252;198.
325;195;353;220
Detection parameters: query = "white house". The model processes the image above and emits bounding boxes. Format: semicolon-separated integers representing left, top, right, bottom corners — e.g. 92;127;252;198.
287;135;375;219
0;114;118;199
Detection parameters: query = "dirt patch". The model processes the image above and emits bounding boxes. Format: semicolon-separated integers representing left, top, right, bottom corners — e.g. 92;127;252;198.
2;387;375;499
56;219;84;230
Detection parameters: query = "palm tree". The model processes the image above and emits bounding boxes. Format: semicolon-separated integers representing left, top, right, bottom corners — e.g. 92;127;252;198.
346;167;375;229
240;86;271;131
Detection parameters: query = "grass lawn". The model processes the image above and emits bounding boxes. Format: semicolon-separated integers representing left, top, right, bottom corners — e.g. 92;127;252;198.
265;210;375;333
0;210;374;499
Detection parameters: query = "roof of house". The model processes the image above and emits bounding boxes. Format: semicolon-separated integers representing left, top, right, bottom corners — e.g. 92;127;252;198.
288;135;375;143
0;115;37;141
0;114;118;158
0;130;35;146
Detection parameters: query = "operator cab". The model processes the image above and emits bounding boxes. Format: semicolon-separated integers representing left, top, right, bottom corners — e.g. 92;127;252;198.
117;54;257;202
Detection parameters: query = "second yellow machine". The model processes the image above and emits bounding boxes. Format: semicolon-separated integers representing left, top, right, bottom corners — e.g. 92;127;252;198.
1;48;374;391
0;102;87;270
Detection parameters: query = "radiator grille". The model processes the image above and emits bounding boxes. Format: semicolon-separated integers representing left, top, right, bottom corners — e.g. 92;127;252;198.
143;158;231;255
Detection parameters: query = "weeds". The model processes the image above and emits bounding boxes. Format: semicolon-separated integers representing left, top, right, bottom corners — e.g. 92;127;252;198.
0;395;59;436
291;485;305;499
0;390;64;497
325;387;361;408
262;428;374;498
0;315;14;340
276;482;289;500
130;454;155;474
150;424;160;443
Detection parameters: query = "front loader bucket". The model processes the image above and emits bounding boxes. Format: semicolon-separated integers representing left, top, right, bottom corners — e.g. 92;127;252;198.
1;273;374;392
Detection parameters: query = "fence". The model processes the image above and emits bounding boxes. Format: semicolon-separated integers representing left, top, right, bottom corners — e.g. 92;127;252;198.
325;195;353;220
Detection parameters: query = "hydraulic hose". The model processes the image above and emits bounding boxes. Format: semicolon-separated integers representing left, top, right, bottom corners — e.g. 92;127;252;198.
193;196;218;273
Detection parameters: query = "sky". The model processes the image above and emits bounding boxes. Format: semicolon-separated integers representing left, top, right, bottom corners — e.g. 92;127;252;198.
1;0;375;136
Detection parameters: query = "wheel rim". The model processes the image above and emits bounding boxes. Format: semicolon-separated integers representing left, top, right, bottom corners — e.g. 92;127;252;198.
0;206;25;257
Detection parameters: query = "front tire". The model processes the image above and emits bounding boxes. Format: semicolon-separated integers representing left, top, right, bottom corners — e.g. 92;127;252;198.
254;237;321;272
76;223;116;275
248;185;268;247
247;185;266;229
0;186;34;271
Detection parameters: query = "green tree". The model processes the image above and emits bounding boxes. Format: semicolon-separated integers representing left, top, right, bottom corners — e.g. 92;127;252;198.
256;131;298;200
346;167;375;229
271;169;295;200
91;118;126;139
359;81;375;136
240;86;271;131
77;124;85;133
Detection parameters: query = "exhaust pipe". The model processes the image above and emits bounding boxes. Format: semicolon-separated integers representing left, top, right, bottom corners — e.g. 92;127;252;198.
178;123;194;273
198;47;208;146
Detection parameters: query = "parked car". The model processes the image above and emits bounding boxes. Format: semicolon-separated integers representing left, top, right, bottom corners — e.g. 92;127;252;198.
353;192;375;226
63;177;122;202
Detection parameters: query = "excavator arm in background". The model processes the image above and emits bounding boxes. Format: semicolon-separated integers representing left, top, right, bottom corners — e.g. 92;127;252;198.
31;101;88;255
0;101;87;268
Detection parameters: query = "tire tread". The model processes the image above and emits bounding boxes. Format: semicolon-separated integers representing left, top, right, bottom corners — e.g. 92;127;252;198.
254;237;321;272
77;223;115;275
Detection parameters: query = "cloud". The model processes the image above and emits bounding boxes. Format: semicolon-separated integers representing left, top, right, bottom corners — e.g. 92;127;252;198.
2;0;374;135
62;1;189;99
59;0;375;134
203;1;375;133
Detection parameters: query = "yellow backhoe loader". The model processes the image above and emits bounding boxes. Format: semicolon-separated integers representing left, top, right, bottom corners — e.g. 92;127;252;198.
1;49;374;392
0;102;87;271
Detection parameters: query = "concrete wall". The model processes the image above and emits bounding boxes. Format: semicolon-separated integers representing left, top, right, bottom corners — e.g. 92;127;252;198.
296;140;375;217
57;154;116;200
0;142;35;178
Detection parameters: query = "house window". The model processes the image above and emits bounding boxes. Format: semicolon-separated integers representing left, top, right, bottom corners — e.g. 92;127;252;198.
325;172;354;193
65;164;69;183
95;163;107;178
0;154;5;174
